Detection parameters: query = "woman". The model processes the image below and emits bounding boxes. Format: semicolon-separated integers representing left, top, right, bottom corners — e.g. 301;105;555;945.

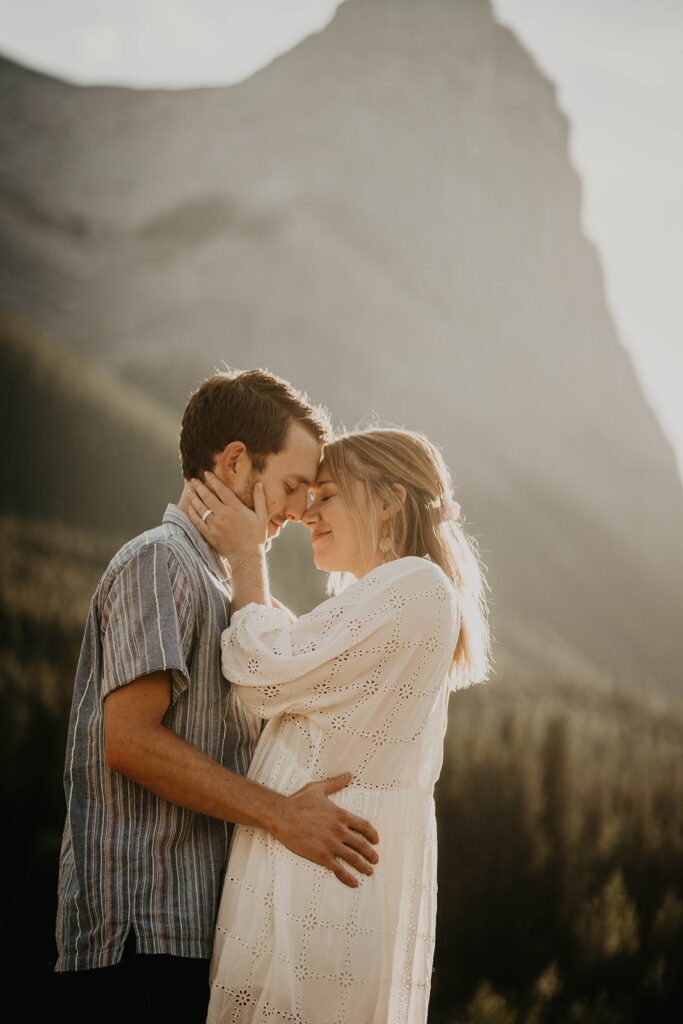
189;428;491;1024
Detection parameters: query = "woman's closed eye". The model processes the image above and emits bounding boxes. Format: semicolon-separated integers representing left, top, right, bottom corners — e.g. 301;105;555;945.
308;488;333;505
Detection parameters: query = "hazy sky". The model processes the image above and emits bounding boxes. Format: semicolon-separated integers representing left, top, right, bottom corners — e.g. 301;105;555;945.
491;0;683;482
0;0;342;88
1;0;681;482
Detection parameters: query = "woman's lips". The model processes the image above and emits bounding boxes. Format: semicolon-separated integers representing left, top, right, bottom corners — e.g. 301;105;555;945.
312;530;331;543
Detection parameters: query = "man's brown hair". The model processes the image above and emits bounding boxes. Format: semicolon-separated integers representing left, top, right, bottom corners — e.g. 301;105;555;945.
180;369;330;480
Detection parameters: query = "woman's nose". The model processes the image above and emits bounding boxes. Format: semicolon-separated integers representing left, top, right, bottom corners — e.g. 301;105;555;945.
302;502;320;527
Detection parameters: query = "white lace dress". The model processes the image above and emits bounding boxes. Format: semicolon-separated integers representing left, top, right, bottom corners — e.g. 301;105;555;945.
206;556;460;1024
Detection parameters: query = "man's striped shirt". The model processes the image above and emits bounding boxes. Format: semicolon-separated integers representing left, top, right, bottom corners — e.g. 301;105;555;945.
55;504;261;971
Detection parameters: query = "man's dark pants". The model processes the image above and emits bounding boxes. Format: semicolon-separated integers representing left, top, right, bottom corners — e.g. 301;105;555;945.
54;931;211;1024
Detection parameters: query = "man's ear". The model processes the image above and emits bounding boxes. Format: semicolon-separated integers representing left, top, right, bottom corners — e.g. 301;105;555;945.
212;441;250;485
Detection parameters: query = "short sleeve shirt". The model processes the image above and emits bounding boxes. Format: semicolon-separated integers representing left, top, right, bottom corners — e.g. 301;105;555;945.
55;505;262;971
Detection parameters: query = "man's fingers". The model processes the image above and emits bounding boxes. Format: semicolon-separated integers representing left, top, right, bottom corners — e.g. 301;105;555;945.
323;856;359;889
334;866;360;888
283;776;380;886
334;843;374;877
344;812;380;847
340;829;380;866
322;772;353;796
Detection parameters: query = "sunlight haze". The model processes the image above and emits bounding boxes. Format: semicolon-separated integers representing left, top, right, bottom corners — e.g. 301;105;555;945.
1;0;681;481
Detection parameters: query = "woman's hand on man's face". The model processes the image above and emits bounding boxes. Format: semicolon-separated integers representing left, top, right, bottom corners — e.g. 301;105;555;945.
187;471;269;559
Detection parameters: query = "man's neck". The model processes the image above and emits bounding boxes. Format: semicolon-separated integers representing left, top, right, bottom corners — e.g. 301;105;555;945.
176;482;194;517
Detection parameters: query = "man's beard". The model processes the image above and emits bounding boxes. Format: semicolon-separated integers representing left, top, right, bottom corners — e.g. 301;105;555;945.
236;469;258;511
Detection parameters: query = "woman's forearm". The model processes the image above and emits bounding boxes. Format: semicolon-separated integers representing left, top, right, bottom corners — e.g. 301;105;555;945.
229;545;271;612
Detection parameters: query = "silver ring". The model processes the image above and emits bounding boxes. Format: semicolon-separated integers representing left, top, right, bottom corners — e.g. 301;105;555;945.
201;508;214;523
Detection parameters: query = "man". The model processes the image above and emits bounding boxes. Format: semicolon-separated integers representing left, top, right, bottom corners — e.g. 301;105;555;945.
55;370;380;1023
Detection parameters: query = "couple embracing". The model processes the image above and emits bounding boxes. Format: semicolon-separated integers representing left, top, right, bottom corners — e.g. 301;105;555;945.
55;369;491;1024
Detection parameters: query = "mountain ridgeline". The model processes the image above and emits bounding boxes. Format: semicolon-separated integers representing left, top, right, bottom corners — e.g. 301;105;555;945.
0;0;682;692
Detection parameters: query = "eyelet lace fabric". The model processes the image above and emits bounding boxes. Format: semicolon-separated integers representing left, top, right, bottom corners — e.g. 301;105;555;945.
207;557;460;1024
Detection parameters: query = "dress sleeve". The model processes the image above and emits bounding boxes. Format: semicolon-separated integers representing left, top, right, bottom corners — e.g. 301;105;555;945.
101;542;193;704
220;559;457;719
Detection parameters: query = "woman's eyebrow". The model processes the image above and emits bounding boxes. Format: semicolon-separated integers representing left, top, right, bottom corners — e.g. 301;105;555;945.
313;477;335;488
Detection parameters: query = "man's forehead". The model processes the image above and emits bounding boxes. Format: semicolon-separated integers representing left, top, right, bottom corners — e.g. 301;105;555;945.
270;422;322;481
291;472;317;486
276;445;321;485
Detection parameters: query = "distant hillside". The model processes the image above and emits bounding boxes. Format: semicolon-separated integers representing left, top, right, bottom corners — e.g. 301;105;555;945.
0;0;682;691
0;314;182;536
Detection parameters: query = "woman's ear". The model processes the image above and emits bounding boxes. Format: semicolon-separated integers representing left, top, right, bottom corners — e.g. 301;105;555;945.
391;483;407;508
381;483;407;518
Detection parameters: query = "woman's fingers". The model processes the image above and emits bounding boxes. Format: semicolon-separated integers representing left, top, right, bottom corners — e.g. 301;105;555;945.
190;477;222;512
187;474;268;556
187;502;210;538
188;491;211;523
189;491;208;516
205;470;238;503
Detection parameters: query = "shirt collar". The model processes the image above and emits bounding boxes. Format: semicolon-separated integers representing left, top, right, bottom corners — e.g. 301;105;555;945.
162;503;231;584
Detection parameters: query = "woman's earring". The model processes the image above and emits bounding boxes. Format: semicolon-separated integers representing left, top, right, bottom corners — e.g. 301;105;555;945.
379;526;393;554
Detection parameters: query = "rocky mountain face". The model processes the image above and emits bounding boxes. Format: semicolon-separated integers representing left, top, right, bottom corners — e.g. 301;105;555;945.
1;0;681;691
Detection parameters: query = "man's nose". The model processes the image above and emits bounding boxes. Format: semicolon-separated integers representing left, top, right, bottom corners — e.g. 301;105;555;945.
286;491;309;522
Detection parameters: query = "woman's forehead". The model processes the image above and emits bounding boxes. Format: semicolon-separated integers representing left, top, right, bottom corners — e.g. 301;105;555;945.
313;468;335;486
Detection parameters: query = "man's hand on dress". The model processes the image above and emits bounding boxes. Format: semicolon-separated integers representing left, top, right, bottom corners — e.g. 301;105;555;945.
271;772;380;888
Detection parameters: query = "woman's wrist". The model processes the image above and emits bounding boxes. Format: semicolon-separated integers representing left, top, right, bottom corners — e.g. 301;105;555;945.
229;545;270;611
225;548;264;573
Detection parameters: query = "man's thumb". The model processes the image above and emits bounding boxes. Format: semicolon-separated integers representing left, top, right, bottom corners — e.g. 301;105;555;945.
322;772;353;795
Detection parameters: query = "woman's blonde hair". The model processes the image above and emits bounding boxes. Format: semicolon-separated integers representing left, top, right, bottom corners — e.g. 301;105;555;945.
322;428;492;687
